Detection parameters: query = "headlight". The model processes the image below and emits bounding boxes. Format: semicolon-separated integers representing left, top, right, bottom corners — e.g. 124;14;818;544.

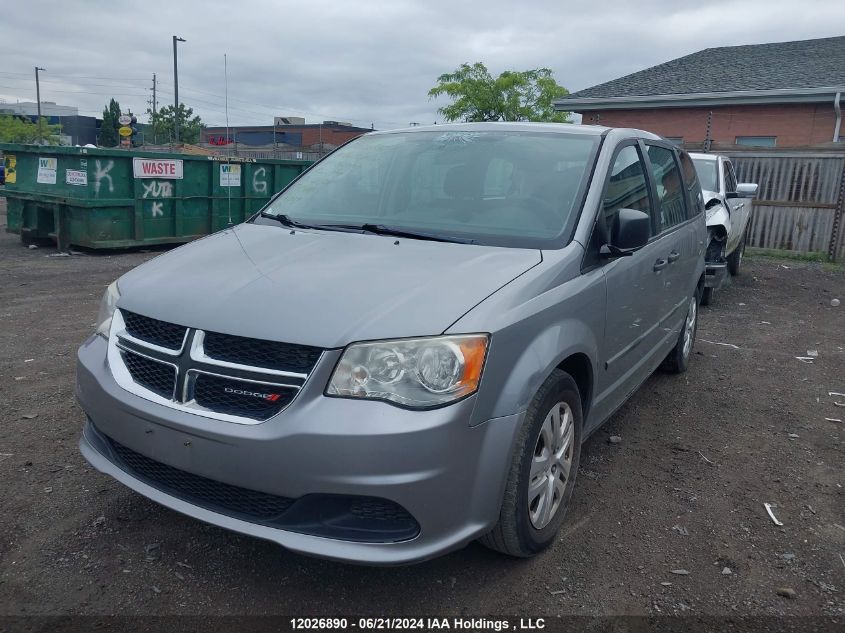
95;281;120;338
326;334;489;408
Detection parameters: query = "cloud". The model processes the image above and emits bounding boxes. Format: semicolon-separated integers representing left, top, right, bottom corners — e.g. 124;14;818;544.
1;0;843;130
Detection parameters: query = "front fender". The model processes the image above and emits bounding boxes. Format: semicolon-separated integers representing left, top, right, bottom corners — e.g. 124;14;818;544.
705;204;731;236
479;318;599;424
447;249;605;428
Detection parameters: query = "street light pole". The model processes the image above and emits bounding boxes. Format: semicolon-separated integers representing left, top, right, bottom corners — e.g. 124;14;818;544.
172;35;186;143
35;66;45;142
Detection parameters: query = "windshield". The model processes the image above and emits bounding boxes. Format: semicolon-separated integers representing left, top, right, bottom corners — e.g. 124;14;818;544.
692;158;718;192
257;130;601;248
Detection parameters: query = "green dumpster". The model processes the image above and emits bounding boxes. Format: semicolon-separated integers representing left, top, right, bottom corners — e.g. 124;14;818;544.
0;143;312;250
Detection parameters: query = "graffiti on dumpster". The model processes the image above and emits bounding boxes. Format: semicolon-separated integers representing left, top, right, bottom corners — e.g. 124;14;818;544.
252;167;268;194
93;160;114;196
141;180;173;199
140;179;173;218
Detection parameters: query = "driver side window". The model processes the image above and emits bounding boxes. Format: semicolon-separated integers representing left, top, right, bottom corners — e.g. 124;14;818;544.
602;145;653;237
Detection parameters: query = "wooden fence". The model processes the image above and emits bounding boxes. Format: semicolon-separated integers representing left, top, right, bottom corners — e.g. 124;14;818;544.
727;150;845;261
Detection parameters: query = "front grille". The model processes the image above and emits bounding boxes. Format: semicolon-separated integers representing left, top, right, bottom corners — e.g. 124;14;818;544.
203;331;322;374
113;309;316;423
191;373;296;420
123;310;187;350
121;351;175;399
109;438;295;520
349;498;415;523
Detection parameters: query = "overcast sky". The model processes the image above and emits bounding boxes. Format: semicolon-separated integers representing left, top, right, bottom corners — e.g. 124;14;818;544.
2;0;844;130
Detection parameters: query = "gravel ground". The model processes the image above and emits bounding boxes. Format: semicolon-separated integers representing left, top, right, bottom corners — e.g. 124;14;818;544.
1;196;843;620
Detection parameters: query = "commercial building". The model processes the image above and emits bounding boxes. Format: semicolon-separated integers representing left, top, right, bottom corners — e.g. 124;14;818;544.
0;101;99;146
200;119;372;151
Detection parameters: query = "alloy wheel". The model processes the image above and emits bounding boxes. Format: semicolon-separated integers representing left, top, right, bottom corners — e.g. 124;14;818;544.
682;296;697;359
528;401;575;529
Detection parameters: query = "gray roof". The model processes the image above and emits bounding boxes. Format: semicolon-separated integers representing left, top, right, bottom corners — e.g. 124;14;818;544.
560;35;845;104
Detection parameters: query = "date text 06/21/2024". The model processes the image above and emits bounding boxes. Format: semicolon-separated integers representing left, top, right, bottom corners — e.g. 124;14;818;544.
289;618;547;631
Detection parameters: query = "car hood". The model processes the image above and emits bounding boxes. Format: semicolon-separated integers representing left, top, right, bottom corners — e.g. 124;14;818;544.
117;223;542;348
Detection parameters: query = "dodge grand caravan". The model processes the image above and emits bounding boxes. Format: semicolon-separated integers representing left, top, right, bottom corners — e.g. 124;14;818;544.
77;123;707;564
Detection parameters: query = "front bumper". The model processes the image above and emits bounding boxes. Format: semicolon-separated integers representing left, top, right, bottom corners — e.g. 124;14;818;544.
76;335;523;564
704;261;728;289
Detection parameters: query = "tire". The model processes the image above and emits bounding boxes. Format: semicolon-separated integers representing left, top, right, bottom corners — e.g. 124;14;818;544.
479;369;582;557
662;287;700;373
700;286;713;306
727;233;746;276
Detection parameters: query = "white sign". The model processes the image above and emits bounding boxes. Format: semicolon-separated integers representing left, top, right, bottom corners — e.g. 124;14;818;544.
133;158;184;179
118;115;132;126
36;157;57;184
219;163;241;187
66;169;88;186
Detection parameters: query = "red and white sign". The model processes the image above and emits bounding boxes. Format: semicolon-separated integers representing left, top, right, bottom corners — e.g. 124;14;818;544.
133;158;184;179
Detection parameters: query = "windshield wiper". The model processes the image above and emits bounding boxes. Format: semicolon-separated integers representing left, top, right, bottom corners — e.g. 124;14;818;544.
259;212;360;233
259;214;475;243
357;223;476;244
259;212;321;230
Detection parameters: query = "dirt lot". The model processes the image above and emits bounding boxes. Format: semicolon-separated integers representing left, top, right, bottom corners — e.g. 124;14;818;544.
1;196;843;621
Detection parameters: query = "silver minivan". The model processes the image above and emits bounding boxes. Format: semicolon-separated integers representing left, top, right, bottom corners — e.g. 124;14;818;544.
77;123;706;564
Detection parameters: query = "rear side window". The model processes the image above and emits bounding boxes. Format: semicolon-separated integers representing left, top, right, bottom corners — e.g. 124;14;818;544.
601;145;653;237
645;145;687;232
678;151;705;217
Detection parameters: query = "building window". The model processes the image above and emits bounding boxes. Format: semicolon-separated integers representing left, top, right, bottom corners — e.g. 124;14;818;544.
664;137;684;147
735;136;777;147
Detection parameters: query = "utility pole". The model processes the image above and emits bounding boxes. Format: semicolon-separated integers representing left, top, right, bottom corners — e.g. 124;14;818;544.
172;35;186;143
34;66;45;142
150;73;157;144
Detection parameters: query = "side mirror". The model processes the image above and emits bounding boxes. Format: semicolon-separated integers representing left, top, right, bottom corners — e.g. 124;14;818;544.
736;182;758;198
600;208;650;258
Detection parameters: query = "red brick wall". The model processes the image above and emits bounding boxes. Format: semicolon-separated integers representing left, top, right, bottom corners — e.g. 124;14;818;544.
578;103;838;147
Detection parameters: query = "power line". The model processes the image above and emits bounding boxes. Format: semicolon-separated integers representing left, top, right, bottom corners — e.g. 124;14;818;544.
0;76;148;90
0;71;151;81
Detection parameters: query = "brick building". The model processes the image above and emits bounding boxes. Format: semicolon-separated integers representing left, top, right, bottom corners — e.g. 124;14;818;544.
556;36;845;149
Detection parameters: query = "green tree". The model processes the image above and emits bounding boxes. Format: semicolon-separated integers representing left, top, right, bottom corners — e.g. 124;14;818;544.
99;98;122;147
147;103;204;144
428;62;571;123
0;114;63;144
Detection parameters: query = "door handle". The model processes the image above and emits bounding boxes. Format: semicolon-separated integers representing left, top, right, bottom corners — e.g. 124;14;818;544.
653;258;668;272
667;250;680;263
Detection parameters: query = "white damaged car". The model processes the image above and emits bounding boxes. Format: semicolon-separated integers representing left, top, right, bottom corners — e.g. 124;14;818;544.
689;152;758;305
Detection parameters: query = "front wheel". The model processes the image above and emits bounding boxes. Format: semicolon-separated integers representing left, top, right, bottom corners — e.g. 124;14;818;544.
662;287;699;373
479;370;582;557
